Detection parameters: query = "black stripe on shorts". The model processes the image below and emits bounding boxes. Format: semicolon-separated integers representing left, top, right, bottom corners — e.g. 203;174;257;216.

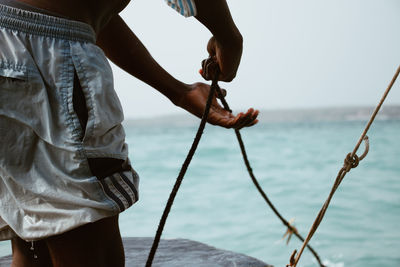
120;171;139;202
99;179;125;212
110;174;133;207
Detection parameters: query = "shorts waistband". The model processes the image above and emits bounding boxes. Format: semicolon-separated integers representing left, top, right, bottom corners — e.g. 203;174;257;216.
0;4;96;43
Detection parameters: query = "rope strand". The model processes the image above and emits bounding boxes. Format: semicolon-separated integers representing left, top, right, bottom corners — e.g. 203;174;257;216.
145;76;219;267
146;70;326;266
289;65;400;267
215;84;326;267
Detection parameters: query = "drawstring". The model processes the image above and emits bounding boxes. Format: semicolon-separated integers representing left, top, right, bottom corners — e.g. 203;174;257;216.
30;241;38;259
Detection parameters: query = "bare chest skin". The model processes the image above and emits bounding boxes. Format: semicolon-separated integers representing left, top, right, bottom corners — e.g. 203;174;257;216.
16;0;131;33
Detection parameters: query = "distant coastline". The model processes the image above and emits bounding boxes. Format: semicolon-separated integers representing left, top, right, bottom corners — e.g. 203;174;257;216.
124;105;400;127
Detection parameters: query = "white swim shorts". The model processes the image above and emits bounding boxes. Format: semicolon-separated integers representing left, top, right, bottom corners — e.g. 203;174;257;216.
0;5;139;241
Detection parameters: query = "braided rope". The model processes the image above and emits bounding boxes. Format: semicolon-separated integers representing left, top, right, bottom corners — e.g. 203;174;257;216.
145;76;219;267
146;72;326;266
215;83;326;267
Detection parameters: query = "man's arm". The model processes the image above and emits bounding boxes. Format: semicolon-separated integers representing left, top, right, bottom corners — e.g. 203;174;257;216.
96;10;256;128
194;0;243;82
97;15;186;107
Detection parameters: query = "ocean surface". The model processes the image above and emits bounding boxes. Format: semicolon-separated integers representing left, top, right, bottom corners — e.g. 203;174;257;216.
1;109;399;267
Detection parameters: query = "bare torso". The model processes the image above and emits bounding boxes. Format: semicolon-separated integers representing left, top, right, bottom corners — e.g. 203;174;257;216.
17;0;131;33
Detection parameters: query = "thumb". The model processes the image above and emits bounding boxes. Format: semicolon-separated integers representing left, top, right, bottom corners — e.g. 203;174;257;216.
215;88;227;99
206;36;217;57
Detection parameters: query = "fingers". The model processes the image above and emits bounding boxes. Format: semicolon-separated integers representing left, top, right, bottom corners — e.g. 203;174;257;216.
200;37;218;81
200;57;219;81
206;36;217;56
215;87;227;99
231;108;259;129
209;107;259;129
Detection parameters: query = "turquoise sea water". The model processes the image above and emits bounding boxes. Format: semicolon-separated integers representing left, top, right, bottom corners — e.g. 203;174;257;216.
1;118;399;266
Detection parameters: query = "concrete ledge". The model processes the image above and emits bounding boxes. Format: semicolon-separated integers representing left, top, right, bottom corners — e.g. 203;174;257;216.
0;237;272;267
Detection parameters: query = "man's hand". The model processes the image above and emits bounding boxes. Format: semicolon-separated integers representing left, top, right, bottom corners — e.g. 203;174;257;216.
200;36;242;82
177;83;258;129
194;0;243;82
98;15;256;130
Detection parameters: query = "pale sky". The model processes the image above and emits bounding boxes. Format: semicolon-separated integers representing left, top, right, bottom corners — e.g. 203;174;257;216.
113;0;400;119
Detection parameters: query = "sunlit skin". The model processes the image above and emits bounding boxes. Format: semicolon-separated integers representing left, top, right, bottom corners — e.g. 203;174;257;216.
17;0;131;32
10;1;258;266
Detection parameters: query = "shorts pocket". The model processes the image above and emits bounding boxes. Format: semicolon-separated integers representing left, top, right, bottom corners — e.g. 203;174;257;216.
0;61;32;120
72;70;88;139
0;61;28;84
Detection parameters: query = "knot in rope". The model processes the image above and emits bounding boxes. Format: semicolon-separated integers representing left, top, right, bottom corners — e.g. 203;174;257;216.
286;250;297;267
283;219;298;245
343;153;359;172
287;63;400;267
343;135;370;173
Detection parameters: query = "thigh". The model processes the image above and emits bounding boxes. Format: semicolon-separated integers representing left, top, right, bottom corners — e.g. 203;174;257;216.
11;237;52;267
45;215;124;267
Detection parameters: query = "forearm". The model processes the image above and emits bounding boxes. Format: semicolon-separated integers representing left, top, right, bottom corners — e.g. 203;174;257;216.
96;15;188;104
194;0;242;46
193;0;242;81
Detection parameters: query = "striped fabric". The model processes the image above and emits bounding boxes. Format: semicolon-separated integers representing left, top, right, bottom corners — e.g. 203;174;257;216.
98;170;139;212
165;0;197;17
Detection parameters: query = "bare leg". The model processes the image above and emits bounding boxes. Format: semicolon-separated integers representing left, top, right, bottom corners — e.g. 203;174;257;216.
11;237;52;267
11;215;124;267
45;215;124;267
